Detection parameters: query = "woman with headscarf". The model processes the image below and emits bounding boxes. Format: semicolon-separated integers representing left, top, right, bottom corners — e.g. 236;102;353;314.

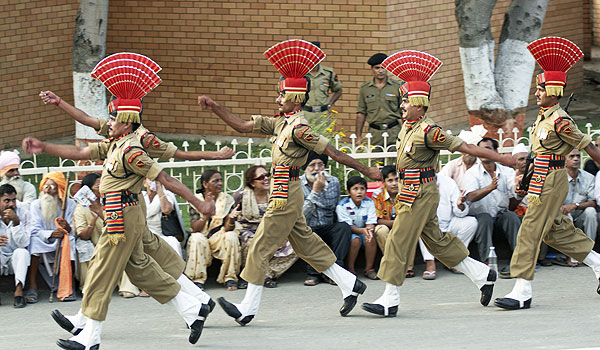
233;165;298;288
185;170;241;290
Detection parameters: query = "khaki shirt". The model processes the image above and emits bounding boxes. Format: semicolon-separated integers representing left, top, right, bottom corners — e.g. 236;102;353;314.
252;111;329;168
531;104;591;156
89;133;163;194
357;78;402;125
97;118;177;160
306;65;342;107
396;117;463;170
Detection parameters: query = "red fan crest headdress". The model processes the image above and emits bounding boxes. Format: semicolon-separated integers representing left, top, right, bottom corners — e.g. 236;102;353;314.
264;40;325;103
382;50;442;107
527;37;583;97
91;52;162;124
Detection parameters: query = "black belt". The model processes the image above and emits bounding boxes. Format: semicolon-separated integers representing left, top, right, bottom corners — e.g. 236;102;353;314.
101;191;139;205
398;168;436;180
303;104;329;113
369;120;399;130
548;159;565;168
270;166;301;180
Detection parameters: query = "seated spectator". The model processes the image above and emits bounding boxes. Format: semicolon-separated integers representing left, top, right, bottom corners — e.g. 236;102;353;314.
301;151;351;286
511;143;530;218
71;173;140;298
0;184;30;308
464;137;521;278
562;149;596;266
185;169;241;291
584;136;600;176
233;165;298;288
0;151;37;209
440;127;484;191
27;172;76;302
372;165;428;278
336;176;378;279
142;179;185;257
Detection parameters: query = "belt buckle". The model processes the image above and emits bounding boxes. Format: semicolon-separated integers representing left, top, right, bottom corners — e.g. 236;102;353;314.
534;175;543;183
316;106;324;113
408;184;416;191
381;123;388;129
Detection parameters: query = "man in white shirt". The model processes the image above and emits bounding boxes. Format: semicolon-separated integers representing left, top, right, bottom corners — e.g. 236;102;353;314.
563;149;597;265
440;126;484;191
0;184;30;308
0;151;37;209
464;137;521;278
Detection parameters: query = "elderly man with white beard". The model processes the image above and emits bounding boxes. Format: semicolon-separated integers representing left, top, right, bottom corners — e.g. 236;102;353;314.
26;172;76;304
0;151;37;209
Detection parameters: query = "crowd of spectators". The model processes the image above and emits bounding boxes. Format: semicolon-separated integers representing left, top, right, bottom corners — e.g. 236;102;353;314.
3;134;600;308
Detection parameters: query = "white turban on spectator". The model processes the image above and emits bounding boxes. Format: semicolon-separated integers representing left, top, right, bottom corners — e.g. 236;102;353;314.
511;143;529;156
0;151;20;177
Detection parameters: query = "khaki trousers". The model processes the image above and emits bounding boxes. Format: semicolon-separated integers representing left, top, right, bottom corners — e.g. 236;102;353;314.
511;169;594;280
139;200;186;279
378;181;468;286
81;205;180;320
374;225;390;254
241;180;337;285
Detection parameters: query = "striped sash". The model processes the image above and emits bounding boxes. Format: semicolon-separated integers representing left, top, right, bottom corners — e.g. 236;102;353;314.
103;191;138;245
527;154;565;206
396;167;435;213
271;165;291;210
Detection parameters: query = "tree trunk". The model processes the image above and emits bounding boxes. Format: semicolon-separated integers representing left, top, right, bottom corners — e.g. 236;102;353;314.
73;0;109;144
456;0;549;146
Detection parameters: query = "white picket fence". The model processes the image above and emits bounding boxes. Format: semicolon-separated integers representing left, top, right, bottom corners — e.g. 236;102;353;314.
14;123;600;198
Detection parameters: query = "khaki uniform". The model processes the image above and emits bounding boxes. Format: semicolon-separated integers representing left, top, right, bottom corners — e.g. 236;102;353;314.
510;104;594;280
82;133;180;320
304;65;342;125
240;111;337;285
378;117;468;286
357;78;403;147
97;118;185;279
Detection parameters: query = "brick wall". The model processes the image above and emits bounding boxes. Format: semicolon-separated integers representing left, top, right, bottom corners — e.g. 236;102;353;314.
2;0;587;148
594;0;600;45
1;1;78;149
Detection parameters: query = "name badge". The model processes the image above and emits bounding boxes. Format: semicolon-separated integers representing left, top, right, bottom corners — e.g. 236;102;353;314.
276;137;285;147
404;141;412;153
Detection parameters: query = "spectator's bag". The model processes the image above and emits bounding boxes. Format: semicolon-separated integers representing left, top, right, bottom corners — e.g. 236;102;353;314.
161;209;184;241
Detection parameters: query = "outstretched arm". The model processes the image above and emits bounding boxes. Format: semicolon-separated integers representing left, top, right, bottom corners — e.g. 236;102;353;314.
155;171;215;216
456;142;515;167
585;143;600;165
40;91;101;131
22;137;91;160
323;144;382;180
173;147;235;160
198;95;253;133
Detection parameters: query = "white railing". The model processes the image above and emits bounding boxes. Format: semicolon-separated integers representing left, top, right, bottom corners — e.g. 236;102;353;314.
14;124;600;198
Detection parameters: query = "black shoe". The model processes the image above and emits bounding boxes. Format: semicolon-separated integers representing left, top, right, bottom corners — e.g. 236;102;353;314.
538;259;552;267
56;339;99;350
499;265;511;279
207;298;216;313
51;309;82;335
480;269;497;306
361;303;398;317
217;297;254;326
189;303;210;344
494;297;532;310
339;279;366;317
13;296;26;308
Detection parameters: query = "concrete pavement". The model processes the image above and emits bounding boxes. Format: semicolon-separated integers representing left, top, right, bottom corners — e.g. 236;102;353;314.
1;262;600;350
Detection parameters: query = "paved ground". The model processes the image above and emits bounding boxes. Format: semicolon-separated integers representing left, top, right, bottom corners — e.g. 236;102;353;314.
1;261;600;350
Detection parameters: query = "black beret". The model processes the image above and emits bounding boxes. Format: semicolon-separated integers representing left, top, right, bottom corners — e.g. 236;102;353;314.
302;150;329;170
367;53;387;66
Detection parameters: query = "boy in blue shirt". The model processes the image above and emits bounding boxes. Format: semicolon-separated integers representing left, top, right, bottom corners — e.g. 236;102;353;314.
336;176;378;279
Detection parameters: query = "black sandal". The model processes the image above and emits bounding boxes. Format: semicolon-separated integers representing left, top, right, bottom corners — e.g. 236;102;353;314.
238;279;248;289
225;280;238;291
304;275;320;286
264;277;278;288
